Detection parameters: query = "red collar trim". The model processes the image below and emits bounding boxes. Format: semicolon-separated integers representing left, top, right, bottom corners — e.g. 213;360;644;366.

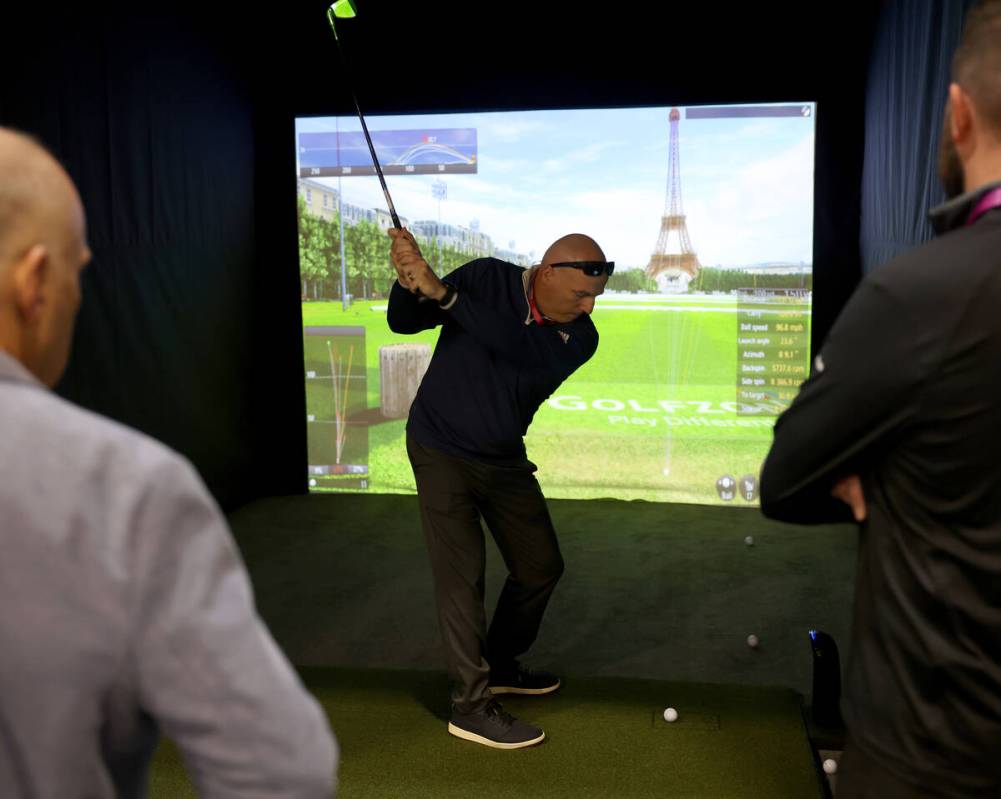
528;272;556;326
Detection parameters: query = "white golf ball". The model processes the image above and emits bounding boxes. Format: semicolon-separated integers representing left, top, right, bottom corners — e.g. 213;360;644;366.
663;707;678;723
823;758;838;775
309;479;317;488
744;535;754;546
747;634;760;649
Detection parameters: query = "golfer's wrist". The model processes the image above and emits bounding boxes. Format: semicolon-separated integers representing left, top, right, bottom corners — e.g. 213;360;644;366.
437;284;458;309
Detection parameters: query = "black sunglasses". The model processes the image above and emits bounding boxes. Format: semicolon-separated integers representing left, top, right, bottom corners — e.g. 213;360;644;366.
550;260;615;277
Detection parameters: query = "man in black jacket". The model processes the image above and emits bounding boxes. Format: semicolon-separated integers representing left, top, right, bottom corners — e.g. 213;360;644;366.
388;227;610;748
760;2;1001;795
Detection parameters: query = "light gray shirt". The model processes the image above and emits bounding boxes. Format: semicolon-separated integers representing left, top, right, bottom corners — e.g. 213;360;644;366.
0;350;337;797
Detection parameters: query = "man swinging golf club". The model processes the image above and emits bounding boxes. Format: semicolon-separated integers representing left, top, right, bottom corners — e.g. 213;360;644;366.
387;226;611;748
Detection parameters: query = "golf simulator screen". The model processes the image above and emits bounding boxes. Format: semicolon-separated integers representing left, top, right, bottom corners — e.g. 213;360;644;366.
296;103;816;505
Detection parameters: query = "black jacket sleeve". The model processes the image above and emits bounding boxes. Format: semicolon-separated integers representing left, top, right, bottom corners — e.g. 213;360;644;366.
386;280;447;334
759;276;938;524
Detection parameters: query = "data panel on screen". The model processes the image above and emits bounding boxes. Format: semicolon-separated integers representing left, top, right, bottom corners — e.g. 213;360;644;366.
296;103;816;505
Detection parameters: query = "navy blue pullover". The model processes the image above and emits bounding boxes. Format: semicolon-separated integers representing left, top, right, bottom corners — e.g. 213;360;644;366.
387;258;598;465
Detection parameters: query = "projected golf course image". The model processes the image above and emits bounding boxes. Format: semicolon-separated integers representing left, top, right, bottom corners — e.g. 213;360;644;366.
296;103;816;505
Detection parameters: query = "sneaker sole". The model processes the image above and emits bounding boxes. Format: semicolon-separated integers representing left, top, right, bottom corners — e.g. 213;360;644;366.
447;723;546;749
488;680;561;696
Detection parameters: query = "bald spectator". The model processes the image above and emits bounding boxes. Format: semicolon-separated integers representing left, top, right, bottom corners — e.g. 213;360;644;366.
0;127;337;798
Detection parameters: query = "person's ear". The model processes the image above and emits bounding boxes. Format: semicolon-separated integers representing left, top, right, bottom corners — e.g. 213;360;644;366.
12;244;49;324
949;82;975;158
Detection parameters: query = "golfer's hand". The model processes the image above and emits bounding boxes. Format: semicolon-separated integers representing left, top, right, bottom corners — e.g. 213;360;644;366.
388;228;446;301
831;475;867;522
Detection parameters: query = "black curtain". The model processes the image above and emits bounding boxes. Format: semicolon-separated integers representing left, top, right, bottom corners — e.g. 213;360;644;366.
0;9;304;509
861;0;976;273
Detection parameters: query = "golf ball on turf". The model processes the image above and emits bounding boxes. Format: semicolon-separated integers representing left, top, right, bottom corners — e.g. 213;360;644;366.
663;707;678;723
747;634;760;649
823;758;838;775
744;535;754;546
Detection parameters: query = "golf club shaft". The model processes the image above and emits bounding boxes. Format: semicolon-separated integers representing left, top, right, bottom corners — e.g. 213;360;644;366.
352;101;401;229
327;10;400;228
327;9;430;300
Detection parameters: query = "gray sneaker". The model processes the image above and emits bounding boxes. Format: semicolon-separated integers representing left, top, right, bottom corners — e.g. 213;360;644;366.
447;700;546;749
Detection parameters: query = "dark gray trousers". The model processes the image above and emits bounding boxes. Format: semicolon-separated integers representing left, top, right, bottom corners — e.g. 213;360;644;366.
407;435;564;714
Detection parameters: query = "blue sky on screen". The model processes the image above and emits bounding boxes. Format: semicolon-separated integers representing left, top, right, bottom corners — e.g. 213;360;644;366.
295;103;815;269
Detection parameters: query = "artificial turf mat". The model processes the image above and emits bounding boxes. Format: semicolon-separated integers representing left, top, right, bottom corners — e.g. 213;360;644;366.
227;494;856;697
151;666;823;798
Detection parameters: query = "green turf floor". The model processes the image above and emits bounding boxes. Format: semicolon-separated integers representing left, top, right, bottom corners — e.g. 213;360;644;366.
227;495;856;698
150;667;823;798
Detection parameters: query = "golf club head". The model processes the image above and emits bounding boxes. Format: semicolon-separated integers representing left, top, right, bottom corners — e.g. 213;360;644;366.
331;0;357;18
326;0;356;39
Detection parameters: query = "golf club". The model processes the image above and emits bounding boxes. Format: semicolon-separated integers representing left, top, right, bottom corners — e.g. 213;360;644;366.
327;0;400;228
327;0;430;300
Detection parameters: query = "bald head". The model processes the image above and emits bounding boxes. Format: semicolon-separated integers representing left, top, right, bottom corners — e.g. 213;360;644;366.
533;233;609;324
0;128;82;265
0;127;90;386
541;233;606;267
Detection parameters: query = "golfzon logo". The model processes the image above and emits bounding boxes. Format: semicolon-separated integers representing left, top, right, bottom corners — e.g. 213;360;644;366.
547;396;784;415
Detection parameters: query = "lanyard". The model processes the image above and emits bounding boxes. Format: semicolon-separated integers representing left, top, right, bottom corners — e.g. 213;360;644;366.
967;187;1001;226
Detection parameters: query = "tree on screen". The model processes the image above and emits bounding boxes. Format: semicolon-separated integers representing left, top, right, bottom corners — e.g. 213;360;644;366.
297;197;341;300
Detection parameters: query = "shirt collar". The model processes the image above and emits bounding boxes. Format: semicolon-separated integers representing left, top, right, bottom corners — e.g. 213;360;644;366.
0;349;43;387
929;178;1001;235
522;266;540;325
529;275;557;326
